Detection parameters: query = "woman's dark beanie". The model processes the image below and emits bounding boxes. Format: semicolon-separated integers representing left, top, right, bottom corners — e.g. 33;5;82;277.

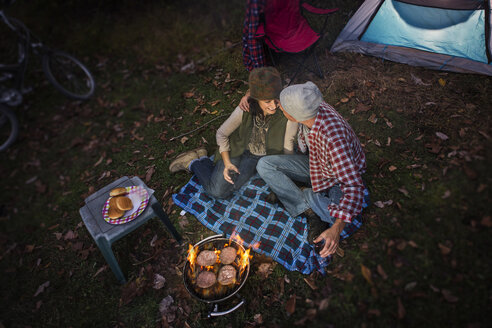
249;67;282;100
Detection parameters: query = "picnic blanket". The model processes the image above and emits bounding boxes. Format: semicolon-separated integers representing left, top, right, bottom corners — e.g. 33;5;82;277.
172;174;368;274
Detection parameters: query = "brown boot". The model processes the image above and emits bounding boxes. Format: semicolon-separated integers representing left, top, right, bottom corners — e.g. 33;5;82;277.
169;149;199;173
265;192;281;205
303;208;329;244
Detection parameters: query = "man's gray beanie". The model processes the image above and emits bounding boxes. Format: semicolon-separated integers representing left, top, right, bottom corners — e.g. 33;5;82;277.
279;81;323;122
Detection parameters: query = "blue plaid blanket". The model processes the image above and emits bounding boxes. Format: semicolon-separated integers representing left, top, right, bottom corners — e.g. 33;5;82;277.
172;174;367;274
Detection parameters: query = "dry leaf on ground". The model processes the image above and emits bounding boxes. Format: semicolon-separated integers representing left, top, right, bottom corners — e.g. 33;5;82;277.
361;264;373;285
285;294;296;315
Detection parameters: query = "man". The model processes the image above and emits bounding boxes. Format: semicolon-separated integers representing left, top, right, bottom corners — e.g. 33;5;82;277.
256;81;367;258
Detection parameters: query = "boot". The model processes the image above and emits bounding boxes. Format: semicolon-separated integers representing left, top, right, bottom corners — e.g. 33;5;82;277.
265;192;282;205
195;147;207;158
302;208;329;244
169;147;207;173
169;150;198;173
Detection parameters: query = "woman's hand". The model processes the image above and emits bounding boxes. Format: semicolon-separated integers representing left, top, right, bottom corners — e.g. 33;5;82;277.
239;91;250;112
223;163;240;184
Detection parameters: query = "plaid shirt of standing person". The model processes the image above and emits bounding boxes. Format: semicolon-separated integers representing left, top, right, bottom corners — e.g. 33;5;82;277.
242;0;267;71
298;102;367;223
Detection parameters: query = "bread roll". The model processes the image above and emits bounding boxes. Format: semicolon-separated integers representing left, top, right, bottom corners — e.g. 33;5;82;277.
219;247;237;265
217;265;236;285
196;271;216;288
116;196;133;211
197;250;217;267
108;197;124;219
110;187;127;197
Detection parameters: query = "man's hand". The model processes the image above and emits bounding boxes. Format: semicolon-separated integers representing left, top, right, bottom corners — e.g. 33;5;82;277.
239;91;250;112
314;219;345;258
223;163;240;184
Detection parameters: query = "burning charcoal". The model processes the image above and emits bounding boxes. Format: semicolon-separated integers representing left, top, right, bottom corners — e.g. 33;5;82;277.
217;265;237;285
219;246;237;264
196;271;217;288
197;250;217;267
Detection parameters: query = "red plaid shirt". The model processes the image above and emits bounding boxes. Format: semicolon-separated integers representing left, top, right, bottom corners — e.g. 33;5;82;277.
242;0;267;71
298;102;366;223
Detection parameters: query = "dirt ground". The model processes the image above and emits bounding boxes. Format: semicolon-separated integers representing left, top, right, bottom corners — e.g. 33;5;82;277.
0;1;491;327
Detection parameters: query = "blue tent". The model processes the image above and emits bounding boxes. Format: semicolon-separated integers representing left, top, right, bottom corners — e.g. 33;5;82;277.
331;0;492;76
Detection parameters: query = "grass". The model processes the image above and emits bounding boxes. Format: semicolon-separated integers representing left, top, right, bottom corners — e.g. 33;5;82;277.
1;0;491;327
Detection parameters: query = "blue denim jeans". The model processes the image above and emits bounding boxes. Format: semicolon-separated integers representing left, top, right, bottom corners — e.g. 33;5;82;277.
256;154;342;224
190;150;261;199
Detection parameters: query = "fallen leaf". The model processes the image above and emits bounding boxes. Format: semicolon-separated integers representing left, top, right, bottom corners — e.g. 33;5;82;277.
159;295;174;316
257;262;275;279
438;243;451;255
376;264;388;280
26;176;38;184
397;187;409;197
404;281;417;291
254;313;263;324
441;289;459;303
397;297;406;319
340;97;349;103
374;201;384;208
153;274;166;289
303;277;317;290
368;308;381;317
25;244;35;253
442;190;451;199
93;265;108;277
480;216;492;227
183;91;195;98
34;281;50;297
360;264;373;285
435;132;449;141
180;136;189;144
93;156;104;167
145;166;155;182
408;240;418;248
478;130;490;140
285;294;296;315
353;103;371;114
384;118;393;128
368;113;378;124
64;230;76;240
388;165;397;172
209;100;220;107
318;298;329;311
438;78;446;86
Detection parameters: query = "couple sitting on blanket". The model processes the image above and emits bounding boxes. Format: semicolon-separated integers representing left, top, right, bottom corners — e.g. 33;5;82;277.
169;67;367;258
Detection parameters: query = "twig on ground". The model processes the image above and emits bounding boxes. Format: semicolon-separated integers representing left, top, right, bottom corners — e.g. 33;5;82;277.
169;114;229;141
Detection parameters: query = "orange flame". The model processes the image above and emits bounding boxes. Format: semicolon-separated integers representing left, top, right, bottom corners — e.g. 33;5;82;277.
229;230;244;246
238;247;252;276
187;244;198;272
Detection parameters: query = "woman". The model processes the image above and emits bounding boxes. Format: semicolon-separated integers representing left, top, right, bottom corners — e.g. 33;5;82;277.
169;67;298;199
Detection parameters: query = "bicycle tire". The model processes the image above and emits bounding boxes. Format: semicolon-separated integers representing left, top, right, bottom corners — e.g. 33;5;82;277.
0;105;19;152
42;50;95;100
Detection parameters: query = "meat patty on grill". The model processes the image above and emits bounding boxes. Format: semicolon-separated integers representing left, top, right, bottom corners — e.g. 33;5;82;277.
197;250;217;267
219;246;237;265
196;271;217;288
217;265;237;285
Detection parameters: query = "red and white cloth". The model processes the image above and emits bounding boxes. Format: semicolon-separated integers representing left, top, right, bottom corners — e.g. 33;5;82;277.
298;102;366;223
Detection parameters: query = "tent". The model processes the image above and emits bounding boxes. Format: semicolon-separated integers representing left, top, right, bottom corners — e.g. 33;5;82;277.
330;0;492;76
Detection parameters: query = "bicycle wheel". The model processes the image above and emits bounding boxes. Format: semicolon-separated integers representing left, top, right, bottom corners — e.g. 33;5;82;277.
0;105;19;152
42;50;95;100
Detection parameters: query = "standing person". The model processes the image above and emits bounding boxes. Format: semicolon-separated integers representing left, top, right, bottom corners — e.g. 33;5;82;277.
256;81;367;258
169;67;298;199
242;0;267;72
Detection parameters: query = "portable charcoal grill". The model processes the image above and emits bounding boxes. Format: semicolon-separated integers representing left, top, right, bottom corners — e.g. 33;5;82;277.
183;234;250;317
